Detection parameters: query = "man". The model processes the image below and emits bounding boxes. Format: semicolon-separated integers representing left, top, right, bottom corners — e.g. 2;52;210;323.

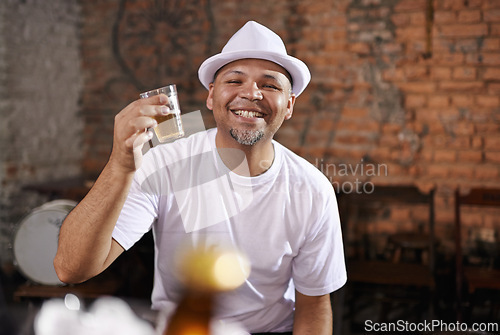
55;21;346;334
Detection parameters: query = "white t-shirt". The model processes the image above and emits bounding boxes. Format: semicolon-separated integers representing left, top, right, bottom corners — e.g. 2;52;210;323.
113;128;346;333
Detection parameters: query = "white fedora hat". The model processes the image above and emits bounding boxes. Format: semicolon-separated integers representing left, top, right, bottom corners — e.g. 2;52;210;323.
198;21;311;96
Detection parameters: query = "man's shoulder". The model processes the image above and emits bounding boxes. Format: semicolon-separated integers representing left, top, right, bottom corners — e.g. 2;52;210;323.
275;141;332;191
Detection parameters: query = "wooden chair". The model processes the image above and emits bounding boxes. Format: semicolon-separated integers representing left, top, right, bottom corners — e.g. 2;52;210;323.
455;187;500;321
339;185;436;326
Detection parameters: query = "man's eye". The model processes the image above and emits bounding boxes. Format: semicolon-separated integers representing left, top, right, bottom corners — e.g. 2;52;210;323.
226;80;241;84
263;84;280;90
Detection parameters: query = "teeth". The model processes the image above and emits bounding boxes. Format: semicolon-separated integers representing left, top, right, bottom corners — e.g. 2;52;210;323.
234;110;264;118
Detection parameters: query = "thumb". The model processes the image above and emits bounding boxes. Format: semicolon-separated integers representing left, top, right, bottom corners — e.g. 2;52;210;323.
132;130;153;170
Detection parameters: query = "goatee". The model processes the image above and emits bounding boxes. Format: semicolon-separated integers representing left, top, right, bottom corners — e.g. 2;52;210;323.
230;129;264;146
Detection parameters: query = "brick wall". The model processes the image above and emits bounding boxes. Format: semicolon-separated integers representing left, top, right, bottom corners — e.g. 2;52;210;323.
0;0;82;265
1;0;498;267
78;0;500;257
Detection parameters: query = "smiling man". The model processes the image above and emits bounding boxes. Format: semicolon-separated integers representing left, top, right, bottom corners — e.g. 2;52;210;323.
207;58;296;176
55;21;346;335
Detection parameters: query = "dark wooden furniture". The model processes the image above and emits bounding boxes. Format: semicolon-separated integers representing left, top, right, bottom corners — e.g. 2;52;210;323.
13;275;120;302
22;176;94;201
339;185;436;324
455;187;500;321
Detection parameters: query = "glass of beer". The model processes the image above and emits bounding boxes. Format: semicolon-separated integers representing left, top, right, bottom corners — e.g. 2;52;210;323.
140;84;184;143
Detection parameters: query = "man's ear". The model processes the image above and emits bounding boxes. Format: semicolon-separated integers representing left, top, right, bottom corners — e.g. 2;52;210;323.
284;93;296;120
206;83;214;111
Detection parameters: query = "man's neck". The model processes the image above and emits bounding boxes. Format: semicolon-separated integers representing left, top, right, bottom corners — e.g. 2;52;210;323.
215;131;275;177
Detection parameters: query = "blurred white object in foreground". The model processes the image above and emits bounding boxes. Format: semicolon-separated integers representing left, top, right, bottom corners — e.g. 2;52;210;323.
35;295;155;335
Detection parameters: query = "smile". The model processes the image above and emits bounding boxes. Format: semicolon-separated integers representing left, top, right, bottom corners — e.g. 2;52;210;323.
232;110;265;118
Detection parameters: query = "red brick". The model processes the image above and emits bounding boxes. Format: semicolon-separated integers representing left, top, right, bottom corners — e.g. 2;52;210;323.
410;12;427;25
342;107;369;118
439;0;466;10
470;109;495;123
415;108;441;121
456;38;482;53
491;24;500;35
428;95;450;108
438;107;462;120
450;165;475;179
458;150;483;163
326;145;367;160
399;82;437;93
405;94;427;108
458;10;482;23
452;67;477;80
391;13;411;26
371;147;393;161
368;6;391;19
382;123;403;134
467;53;500;66
439;81;484;92
380;134;400;147
483;67;500;80
420;148;434;162
475;165;499;179
434;149;457;162
472;136;483;149
454;121;476;135
484;9;500;22
349;42;371;55
448;136;472;150
394;0;427;12
433;52;465;65
485;152;500;163
310;118;337;132
439;24;488;37
476;95;500;108
335;119;380;133
382;43;404;54
451;95;474;107
434;11;456;24
430;67;452;80
488;83;500;94
404;66;429;80
396;26;427;40
305;131;330;147
482;38;500;51
335;131;374;146
427;164;450;178
466;0;483;8
383;68;405;81
484;135;500;150
476;121;500;132
427;121;446;134
482;0;500;9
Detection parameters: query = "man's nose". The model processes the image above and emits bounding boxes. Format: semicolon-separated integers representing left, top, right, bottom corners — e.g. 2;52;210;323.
240;82;263;100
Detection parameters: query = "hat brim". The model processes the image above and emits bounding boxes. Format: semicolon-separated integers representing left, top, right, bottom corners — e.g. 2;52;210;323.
198;50;311;96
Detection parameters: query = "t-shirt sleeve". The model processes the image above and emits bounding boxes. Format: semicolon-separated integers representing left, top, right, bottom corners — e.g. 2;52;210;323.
291;187;347;296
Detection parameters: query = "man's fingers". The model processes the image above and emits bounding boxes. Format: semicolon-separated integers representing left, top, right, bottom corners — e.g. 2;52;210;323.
138;104;172;118
131;115;158;131
124;129;154;150
140;93;169;107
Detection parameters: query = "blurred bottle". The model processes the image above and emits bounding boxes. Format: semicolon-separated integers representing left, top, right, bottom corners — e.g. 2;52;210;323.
162;246;250;335
163;290;213;335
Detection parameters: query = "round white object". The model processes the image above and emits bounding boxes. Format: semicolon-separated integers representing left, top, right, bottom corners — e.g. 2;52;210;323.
14;200;76;285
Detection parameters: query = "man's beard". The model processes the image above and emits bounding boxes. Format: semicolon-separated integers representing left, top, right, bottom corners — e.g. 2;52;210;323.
230;128;264;146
